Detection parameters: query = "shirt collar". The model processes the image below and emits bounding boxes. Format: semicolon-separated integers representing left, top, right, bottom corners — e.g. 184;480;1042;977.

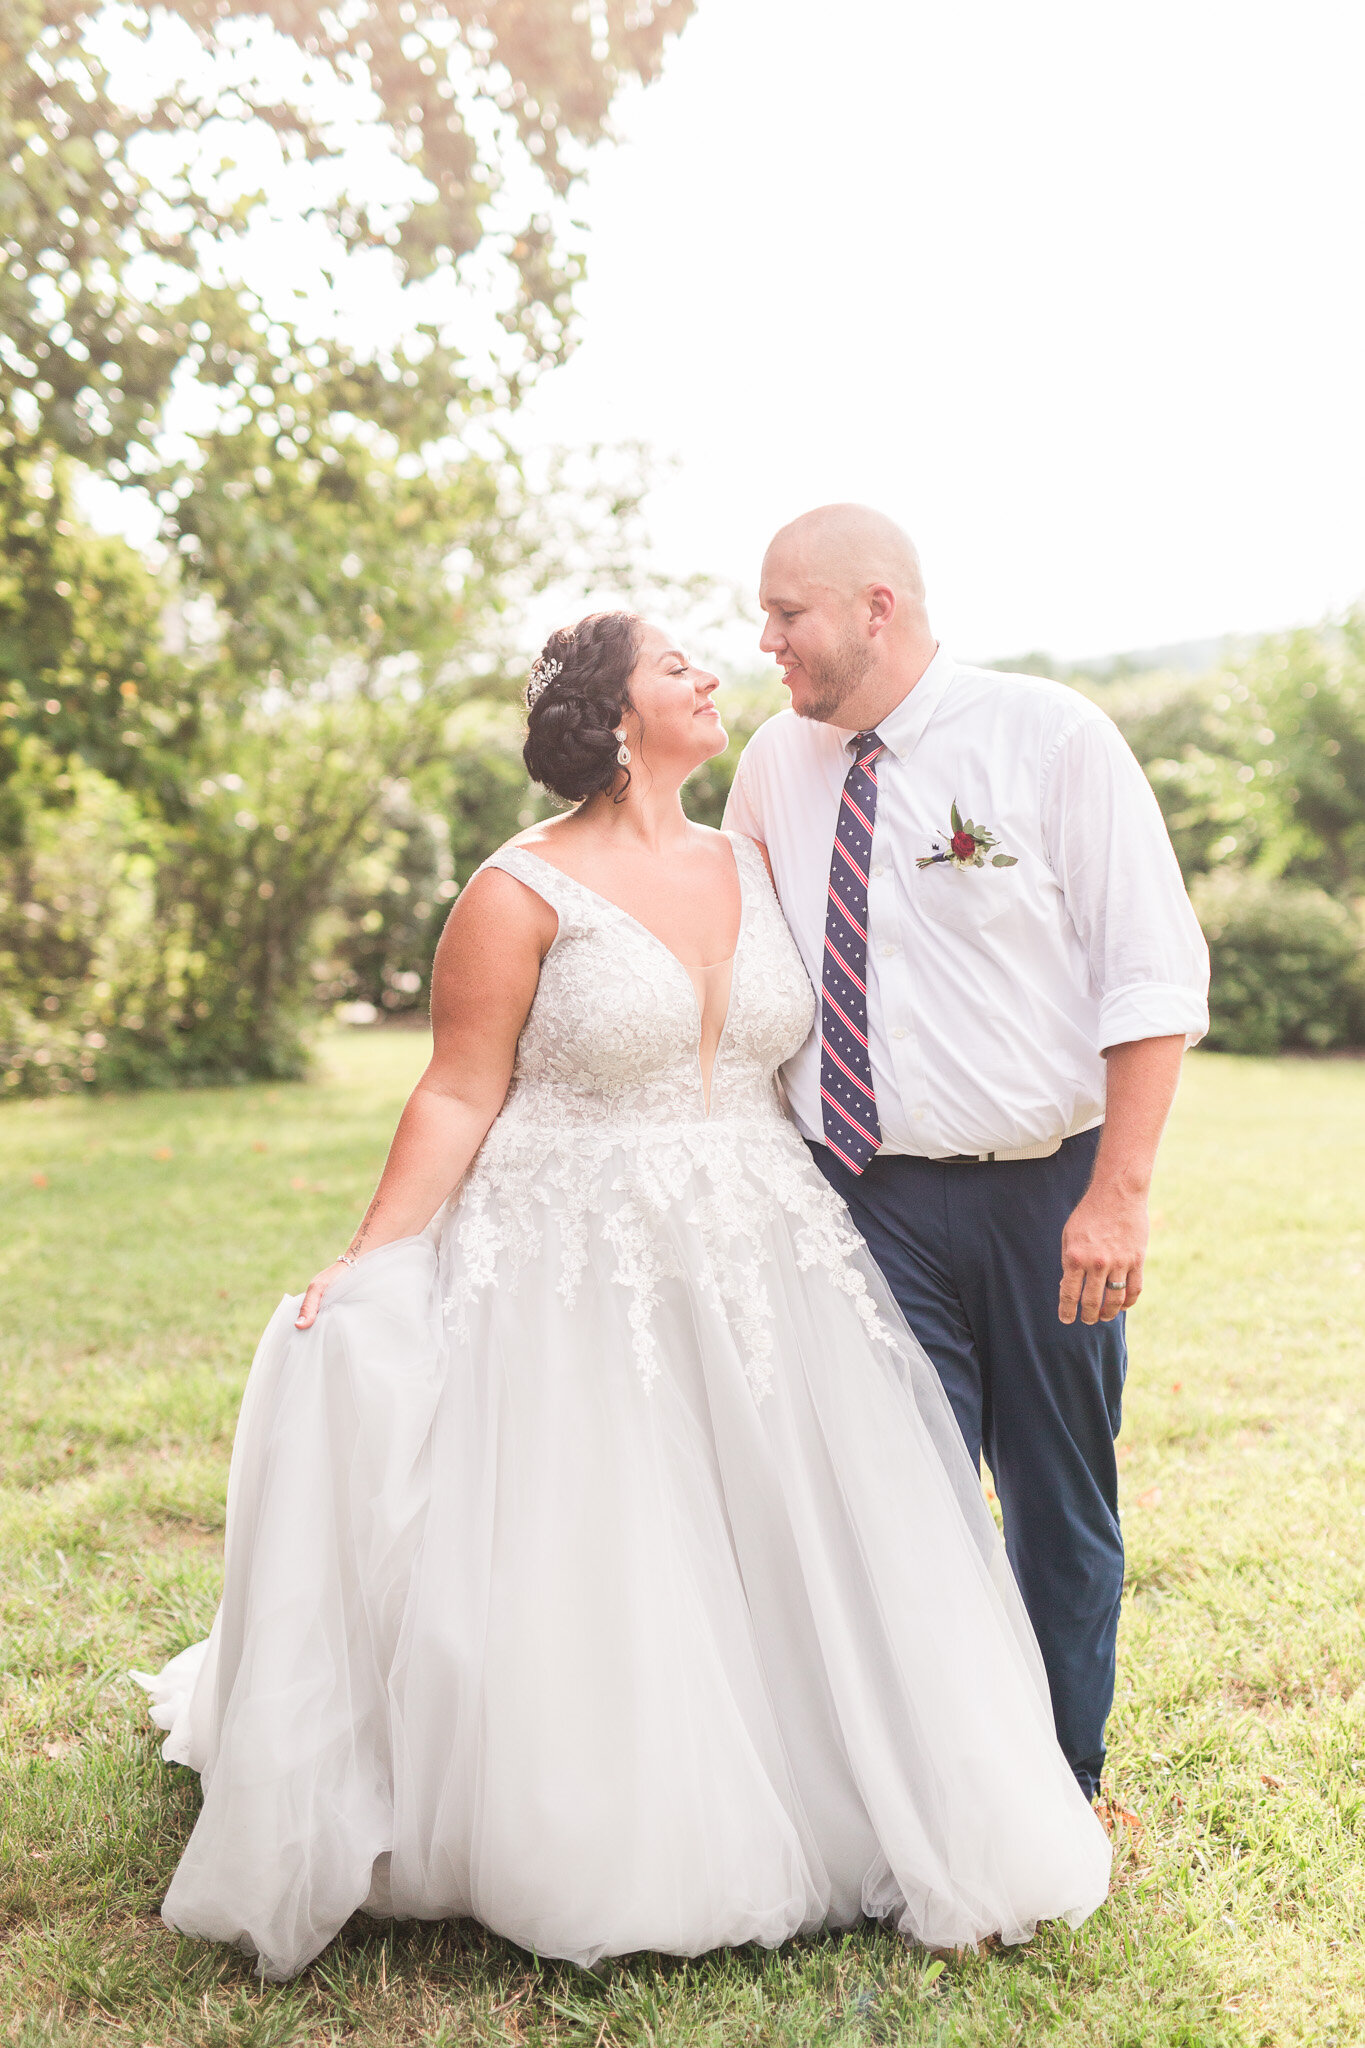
835;644;957;764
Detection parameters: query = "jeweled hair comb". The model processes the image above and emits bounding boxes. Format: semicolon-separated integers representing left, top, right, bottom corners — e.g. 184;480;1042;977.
526;654;563;707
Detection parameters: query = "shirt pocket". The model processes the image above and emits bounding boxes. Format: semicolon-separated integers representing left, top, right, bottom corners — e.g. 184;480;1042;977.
915;859;1019;936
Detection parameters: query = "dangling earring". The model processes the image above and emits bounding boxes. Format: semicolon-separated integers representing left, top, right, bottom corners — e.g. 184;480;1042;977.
615;728;631;767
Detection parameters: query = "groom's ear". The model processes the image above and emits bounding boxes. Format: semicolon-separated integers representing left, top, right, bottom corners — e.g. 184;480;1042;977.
866;584;897;636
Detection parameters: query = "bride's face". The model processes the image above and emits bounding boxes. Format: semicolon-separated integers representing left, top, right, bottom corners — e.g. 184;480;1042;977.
624;623;727;778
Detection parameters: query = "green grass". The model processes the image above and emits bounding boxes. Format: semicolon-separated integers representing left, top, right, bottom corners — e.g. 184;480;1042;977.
1;1035;1362;2046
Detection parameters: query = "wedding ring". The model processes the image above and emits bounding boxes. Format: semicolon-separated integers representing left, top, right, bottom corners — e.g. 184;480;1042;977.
1104;1280;1127;1291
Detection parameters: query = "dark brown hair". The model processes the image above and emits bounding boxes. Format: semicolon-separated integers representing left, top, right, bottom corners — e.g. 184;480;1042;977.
522;611;642;804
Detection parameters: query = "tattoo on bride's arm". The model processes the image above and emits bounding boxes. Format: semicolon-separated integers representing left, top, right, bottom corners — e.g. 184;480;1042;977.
349;1193;381;1257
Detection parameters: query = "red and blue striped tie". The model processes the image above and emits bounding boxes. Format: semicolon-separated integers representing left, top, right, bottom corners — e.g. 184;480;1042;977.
821;729;885;1175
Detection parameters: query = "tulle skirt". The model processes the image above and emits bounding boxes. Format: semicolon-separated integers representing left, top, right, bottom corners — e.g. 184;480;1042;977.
136;1122;1111;1979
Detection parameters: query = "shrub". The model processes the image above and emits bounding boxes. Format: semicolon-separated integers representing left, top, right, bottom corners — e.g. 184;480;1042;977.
310;705;537;1022
312;791;456;1021
0;744;166;1096
1192;869;1365;1056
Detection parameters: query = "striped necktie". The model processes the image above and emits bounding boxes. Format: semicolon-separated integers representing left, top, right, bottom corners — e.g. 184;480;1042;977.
821;729;885;1175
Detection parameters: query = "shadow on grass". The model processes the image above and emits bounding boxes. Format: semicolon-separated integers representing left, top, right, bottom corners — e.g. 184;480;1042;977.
1;1723;1249;2048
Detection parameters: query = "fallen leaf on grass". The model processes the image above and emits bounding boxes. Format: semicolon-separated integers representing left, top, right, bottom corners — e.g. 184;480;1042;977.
1135;1485;1162;1509
1095;1796;1143;1837
251;1140;268;1153
1116;1444;1133;1468
152;1146;172;1162
291;1175;308;1191
41;1739;74;1760
30;1170;49;1188
1260;1772;1285;1790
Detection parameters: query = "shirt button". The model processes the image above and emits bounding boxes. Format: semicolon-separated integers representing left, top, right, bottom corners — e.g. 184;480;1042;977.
872;863;885;878
880;943;897;958
891;1026;907;1041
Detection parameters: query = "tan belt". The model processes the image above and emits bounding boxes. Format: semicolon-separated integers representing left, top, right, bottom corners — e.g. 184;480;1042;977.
938;1136;1064;1164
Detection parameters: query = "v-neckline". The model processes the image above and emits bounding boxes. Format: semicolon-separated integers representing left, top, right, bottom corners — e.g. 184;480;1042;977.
510;834;746;984
510;835;747;1117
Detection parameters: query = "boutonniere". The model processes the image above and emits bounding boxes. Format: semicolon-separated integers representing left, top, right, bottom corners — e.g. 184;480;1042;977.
916;801;1019;871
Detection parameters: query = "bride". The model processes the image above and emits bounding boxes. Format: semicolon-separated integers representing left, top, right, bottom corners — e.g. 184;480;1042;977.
137;610;1111;1980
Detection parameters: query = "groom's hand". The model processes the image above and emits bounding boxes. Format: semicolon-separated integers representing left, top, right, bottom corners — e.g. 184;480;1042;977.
1058;1181;1149;1326
1059;1036;1183;1327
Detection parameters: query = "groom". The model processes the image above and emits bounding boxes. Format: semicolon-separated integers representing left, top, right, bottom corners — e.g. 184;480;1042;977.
723;504;1210;1800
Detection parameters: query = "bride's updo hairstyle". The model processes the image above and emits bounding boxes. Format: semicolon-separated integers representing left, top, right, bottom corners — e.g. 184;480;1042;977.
523;611;642;804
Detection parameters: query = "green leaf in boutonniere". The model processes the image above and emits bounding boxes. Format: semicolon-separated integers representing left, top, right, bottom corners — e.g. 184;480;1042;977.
930;800;1016;871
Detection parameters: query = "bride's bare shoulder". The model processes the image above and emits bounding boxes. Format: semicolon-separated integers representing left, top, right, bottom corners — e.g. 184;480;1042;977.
435;853;558;963
499;813;590;873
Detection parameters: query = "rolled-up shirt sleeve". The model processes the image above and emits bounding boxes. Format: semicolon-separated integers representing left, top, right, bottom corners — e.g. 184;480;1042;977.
1041;709;1210;1051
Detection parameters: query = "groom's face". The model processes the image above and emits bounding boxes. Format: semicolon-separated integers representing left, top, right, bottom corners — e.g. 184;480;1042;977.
759;559;874;725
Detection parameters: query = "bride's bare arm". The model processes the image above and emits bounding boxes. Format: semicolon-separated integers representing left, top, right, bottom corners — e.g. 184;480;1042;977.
294;869;556;1329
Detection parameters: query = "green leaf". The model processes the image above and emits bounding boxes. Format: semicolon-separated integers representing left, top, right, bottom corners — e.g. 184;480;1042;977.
992;853;1018;866
949;799;963;834
922;1960;946;1989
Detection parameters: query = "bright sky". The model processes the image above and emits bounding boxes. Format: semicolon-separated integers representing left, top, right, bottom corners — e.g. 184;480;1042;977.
514;0;1365;662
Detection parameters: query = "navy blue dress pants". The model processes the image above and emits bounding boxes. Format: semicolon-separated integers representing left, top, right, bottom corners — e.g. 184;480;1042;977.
811;1130;1125;1799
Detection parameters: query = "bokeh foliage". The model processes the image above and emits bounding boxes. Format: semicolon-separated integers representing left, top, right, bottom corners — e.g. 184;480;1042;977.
3;0;696;469
1;0;695;1092
4;0;1362;1089
1090;617;1365;1053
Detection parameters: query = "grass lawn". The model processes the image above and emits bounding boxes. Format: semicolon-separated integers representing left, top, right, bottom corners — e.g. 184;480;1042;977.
1;1033;1362;2047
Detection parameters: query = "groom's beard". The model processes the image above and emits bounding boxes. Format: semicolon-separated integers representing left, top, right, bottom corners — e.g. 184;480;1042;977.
794;630;876;723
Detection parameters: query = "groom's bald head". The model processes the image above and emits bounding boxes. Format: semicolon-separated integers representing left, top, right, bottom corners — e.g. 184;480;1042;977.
763;503;926;606
759;504;934;725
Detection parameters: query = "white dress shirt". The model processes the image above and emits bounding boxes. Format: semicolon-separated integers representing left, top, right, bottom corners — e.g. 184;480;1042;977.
722;647;1210;1160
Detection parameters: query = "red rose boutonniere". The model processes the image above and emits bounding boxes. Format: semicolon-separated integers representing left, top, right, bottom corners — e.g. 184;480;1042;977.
916;801;1019;872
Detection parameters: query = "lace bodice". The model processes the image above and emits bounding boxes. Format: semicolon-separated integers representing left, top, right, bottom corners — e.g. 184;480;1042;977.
482;832;815;1133
442;831;893;1397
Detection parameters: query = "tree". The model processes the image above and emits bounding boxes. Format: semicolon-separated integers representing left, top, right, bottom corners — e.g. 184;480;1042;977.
1102;616;1365;896
3;0;695;457
0;0;697;1092
1238;616;1365;894
1095;620;1365;1054
1;0;696;774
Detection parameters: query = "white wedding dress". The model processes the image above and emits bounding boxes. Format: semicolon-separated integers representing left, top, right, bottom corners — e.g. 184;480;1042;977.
136;833;1110;1980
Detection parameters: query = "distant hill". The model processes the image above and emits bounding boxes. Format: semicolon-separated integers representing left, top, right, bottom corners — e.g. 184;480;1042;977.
982;633;1268;684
